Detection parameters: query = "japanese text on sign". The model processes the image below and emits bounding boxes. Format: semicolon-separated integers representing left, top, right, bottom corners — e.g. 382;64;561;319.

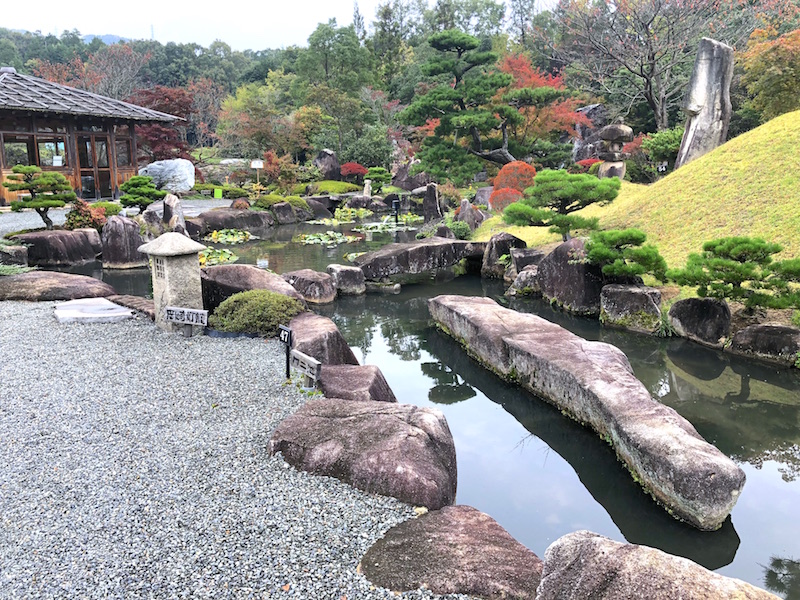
164;306;208;326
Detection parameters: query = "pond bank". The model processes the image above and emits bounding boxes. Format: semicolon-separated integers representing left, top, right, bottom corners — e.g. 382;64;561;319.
0;301;467;599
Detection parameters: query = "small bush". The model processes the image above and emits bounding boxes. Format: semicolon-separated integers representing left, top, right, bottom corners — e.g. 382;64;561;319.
366;167;391;194
341;162;368;182
493;161;537;192
446;219;472;240
253;194;309;211
569;158;602;174
64;199;107;231
230;198;251;209
438;182;462;208
120;176;167;212
489;187;523;213
93;201;122;216
315;180;361;195
209;290;305;336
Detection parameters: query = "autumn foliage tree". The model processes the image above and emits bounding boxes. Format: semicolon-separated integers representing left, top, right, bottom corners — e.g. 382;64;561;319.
492;160;537;192
127;86;193;162
741;26;800;122
489;187;524;212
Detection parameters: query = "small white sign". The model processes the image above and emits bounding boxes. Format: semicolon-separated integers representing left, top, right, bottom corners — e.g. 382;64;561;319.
250;159;264;169
290;349;321;382
52;155;64;167
164;306;208;326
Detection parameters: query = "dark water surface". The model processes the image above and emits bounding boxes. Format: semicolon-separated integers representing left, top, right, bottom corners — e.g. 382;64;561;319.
74;223;800;596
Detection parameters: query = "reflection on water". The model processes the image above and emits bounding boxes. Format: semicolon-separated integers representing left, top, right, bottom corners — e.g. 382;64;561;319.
64;224;800;595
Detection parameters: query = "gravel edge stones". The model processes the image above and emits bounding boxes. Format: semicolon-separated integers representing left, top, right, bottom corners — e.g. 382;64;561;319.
0;301;471;600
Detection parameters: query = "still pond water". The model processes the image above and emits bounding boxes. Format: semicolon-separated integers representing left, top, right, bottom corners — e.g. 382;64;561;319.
71;222;800;597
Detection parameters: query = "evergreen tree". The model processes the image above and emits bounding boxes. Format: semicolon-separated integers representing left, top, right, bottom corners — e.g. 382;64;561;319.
502;169;620;240
4;165;76;230
585;228;668;281
119;176;167;214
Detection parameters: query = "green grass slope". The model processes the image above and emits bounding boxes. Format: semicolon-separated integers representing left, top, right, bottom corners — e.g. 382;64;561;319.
476;110;800;268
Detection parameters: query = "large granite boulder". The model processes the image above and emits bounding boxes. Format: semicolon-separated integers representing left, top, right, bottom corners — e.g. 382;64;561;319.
272;202;304;225
201;264;305;313
571;103;609;162
728;324;800;367
306;198;332;219
289;312;359;365
506;265;541;298
269;399;457;509
282;269;337;304
600;284;662;334
537;238;605;316
353;238;486;281
313;149;340;180
474;186;493;208
12;229;100;266
511;247;545;274
668;298;731;348
536;531;778;600
0;271;115;301
481;232;527;279
423;183;442;223
319;364;397;403
392;160;431;191
361;505;542;599
139;158;195;193
428;295;745;530
454;199;488;231
326;264;366;295
675;38;735;169
0;243;27;265
189;208;275;237
101;216;147;269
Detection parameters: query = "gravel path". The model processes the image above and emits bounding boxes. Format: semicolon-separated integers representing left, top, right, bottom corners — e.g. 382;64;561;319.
0;302;468;599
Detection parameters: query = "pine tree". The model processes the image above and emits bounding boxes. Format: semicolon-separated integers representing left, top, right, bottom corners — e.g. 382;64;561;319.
502;169;620;241
119;176;167;214
4;165;76;230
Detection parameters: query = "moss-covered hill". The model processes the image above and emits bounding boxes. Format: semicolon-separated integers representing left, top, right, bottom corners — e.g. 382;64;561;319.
475;110;800;268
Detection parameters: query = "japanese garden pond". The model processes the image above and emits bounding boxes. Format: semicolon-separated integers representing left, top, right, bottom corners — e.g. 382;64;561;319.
62;221;800;597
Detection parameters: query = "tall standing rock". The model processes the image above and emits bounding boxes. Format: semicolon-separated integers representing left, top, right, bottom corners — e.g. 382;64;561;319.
675;38;735;169
313;149;341;180
101;215;147;269
423;183;442;223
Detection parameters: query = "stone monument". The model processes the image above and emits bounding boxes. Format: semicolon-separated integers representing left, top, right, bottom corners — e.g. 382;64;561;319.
596;119;633;180
138;233;207;336
675;38;734;169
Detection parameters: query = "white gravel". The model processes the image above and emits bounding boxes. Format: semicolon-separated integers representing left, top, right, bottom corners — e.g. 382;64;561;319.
0;302;469;599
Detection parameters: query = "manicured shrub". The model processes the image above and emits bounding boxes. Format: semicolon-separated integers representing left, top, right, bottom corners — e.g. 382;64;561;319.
366;167;391;194
120;175;167;213
447;219;472;240
253;194;309;211
667;236;785;311
93;201;122;216
230;198;251;209
569;158;602;174
585;228;667;281
64;199;107;232
438;182;462;208
340;162;368;182
488;187;523;213
315;180;361;194
493;161;537;193
209;290;305;336
503;169;620;241
4;165;76;230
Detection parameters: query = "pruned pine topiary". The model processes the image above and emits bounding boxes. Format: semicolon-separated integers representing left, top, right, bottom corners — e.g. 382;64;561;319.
208;290;305;336
3;165;76;230
119;175;166;213
586;228;668;282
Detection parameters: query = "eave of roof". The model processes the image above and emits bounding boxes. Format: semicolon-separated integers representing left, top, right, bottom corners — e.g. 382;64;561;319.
0;68;179;123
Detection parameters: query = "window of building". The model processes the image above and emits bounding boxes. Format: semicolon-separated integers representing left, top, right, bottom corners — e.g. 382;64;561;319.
115;139;132;166
37;138;68;167
3;134;35;166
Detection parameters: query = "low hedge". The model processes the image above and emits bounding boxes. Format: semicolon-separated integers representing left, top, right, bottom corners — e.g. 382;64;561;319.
208;290;305;336
253;194;309;211
193;183;249;199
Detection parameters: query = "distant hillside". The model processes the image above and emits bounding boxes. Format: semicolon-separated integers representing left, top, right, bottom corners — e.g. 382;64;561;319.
82;34;129;45
476;111;800;268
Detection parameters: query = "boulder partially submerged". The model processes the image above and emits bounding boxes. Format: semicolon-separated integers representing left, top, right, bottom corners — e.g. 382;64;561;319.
537;531;777;599
12;229;100;266
353;238;486;280
428;295;745;530
289;312;359;365
319;364;397;403
269;399;457;509
360;505;542;599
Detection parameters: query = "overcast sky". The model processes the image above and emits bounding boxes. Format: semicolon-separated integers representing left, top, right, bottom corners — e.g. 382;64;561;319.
2;0;395;52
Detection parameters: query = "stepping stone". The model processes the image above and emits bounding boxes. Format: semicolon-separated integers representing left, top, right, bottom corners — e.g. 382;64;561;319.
55;298;134;324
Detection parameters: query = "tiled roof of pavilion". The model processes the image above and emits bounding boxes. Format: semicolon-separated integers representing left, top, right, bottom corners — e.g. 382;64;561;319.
0;67;177;122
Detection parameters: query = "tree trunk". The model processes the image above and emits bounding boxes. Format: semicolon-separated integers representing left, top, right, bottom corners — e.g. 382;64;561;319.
37;207;54;230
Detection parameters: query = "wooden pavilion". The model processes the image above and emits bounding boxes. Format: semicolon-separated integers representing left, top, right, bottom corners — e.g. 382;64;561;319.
0;66;178;205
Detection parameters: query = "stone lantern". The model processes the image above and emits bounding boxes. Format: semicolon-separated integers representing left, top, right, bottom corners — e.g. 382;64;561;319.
138;232;207;336
597;119;634;180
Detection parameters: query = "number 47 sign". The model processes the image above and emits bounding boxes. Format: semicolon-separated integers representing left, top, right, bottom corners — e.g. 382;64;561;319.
278;325;292;378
